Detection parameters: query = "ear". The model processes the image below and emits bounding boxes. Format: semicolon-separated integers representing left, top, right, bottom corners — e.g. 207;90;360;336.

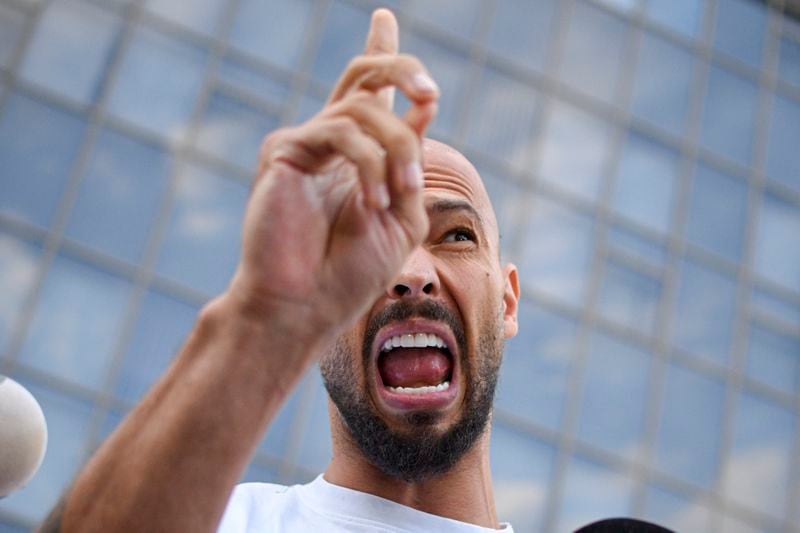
501;263;520;339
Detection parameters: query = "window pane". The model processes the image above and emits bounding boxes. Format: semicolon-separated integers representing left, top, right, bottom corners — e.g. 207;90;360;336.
558;456;634;532
496;301;577;430
700;64;757;166
295;372;332;472
144;0;227;38
656;363;724;487
0;3;27;69
607;225;667;269
751;288;800;330
65;127;170;264
486;0;557;72
405;0;481;41
538;101;612;201
195;89;279;170
519;197;595;306
0;382;93;523
754;193;800;293
107;27;207;142
631;32;694;136
215;57;290;107
746;323;799;396
155;164;247;295
259;376;304;459
229;0;313;70
778;36;800;87
645;0;704;38
712;0;767;68
114;289;198;403
0;233;40;353
644;485;711;532
577;333;650;455
18;253;132;390
685;163;747;261
476;166;525;260
490;423;554;531
598;260;661;335
310;1;370;87
560;1;627;105
766;93;800;193
0;92;87;227
20;0;119;105
612;133;679;234
723;392;795;518
671;259;737;364
464;68;539;169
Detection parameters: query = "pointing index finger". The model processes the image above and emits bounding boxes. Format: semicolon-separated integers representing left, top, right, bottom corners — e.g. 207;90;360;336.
364;8;398;109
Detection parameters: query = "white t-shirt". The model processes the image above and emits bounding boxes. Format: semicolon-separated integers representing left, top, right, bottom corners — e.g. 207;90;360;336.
218;475;514;532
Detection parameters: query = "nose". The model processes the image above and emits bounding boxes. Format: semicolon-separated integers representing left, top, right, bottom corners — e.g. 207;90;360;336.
387;247;440;299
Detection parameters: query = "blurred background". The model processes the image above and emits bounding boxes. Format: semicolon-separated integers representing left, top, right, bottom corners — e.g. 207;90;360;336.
0;0;798;531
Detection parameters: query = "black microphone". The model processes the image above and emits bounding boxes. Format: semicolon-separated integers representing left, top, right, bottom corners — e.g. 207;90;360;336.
575;517;675;532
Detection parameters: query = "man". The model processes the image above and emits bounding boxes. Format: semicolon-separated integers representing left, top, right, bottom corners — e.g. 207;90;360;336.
43;8;520;532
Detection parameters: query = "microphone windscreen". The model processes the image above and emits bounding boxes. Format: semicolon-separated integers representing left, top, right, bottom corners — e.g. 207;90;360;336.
0;375;48;497
575;517;675;532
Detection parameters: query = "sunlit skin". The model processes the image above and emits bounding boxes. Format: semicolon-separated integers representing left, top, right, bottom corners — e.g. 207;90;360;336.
324;139;521;527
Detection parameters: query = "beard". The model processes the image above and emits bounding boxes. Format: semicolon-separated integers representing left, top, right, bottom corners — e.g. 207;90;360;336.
320;299;504;483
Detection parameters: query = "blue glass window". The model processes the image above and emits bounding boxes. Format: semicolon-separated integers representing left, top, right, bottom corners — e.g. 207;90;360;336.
671;259;737;364
20;0;119;105
559;456;634;532
490;423;554;531
644;485;711;532
754;193;800;293
295;373;332;472
65;127;170;264
475;166;525;260
195;90;279;170
144;0;227;38
746;323;799;395
766;93;800;193
107;27;207;142
577;333;650;455
645;0;704;37
0;233;40;353
519;197;595;306
723;392;795;518
612;133;679;234
486;0;557;72
259;377;304;459
538;101;612;201
0;3;26;69
215;57;290;107
560;1;627;105
0;93;87;228
655;363;724;487
685;163;747;262
778;36;800;87
18;253;132;390
464;68;539;170
496;301;577;431
607;225;666;269
751;288;800;329
712;0;767;68
631;32;694;136
311;1;370;87
114;289;199;403
700;64;757;166
229;0;314;70
155;164;247;295
405;0;482;41
0;381;93;523
598;260;661;335
240;461;278;484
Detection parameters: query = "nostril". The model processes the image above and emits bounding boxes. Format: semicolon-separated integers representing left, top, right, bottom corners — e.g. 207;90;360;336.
394;284;410;297
422;283;433;294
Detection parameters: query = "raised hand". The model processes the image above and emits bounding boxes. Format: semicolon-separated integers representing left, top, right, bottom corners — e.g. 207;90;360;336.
228;9;439;350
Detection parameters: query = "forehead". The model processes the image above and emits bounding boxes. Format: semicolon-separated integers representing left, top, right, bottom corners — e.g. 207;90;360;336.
422;139;492;215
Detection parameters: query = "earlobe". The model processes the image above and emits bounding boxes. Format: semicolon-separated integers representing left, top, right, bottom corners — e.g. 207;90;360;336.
502;263;520;339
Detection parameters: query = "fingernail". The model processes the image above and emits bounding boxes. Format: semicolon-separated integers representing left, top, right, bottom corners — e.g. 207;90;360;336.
374;183;390;209
413;73;439;94
403;162;423;192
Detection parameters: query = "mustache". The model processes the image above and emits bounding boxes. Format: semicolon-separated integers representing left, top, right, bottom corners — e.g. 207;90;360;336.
362;299;466;363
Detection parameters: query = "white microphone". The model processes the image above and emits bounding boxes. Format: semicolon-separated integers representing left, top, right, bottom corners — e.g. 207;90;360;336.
0;375;48;498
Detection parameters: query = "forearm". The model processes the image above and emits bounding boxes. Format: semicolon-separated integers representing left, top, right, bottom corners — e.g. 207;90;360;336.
56;293;321;533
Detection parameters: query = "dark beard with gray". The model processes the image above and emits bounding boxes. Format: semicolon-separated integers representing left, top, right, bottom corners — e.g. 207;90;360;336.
320;299;504;483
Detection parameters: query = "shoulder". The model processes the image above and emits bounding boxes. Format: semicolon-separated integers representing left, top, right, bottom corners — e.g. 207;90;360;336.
217;482;295;533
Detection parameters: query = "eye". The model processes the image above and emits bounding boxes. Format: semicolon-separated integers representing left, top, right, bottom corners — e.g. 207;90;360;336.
442;227;476;243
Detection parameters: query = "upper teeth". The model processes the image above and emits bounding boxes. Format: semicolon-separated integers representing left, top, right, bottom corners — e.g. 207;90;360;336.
381;333;447;352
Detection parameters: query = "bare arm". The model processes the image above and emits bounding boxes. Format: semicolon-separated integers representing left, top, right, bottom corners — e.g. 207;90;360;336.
43;9;438;533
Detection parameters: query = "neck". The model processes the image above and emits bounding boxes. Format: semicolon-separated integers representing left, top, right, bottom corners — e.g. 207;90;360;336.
324;411;499;529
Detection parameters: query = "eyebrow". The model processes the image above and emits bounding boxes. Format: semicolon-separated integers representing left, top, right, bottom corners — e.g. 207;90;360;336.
426;199;485;228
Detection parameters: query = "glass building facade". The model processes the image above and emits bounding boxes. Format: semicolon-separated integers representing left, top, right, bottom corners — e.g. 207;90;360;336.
0;0;798;531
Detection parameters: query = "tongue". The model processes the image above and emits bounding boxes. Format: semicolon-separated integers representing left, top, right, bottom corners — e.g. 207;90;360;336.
379;348;451;388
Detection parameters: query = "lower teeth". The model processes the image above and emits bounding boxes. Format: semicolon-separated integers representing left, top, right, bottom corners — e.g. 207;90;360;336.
388;381;450;395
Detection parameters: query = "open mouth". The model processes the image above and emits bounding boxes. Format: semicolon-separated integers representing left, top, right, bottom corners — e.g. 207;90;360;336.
371;321;460;412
